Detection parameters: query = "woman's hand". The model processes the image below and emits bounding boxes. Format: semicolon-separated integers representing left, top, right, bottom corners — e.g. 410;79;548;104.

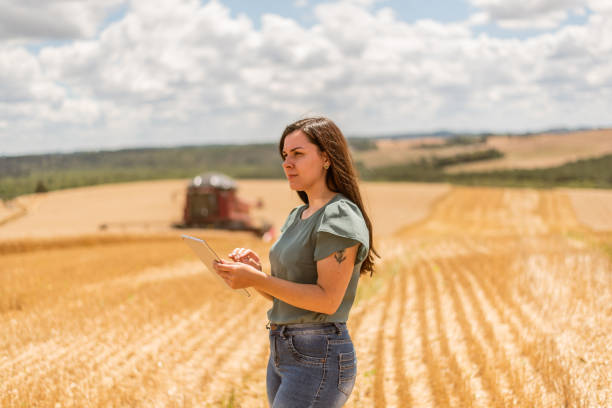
228;248;262;271
225;248;274;301
213;259;266;290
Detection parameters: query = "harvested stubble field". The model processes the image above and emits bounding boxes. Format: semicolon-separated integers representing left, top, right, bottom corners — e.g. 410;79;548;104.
1;180;610;407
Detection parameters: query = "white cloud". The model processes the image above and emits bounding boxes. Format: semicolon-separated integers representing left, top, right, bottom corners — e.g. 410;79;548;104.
587;0;612;14
0;0;611;155
0;0;126;41
469;0;586;29
466;12;490;26
499;10;569;30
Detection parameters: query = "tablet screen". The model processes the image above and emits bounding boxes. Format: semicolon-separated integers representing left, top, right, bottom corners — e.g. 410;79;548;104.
181;234;251;297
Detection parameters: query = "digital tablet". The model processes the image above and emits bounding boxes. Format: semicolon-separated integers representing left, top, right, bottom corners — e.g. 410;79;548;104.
181;234;251;297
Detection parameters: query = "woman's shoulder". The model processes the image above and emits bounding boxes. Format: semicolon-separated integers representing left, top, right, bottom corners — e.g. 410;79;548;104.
318;194;368;238
324;194;364;219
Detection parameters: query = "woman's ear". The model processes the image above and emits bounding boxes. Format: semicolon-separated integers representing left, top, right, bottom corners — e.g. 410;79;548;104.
321;151;331;168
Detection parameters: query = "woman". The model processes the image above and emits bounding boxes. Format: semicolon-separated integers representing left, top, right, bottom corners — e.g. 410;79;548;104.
213;117;377;407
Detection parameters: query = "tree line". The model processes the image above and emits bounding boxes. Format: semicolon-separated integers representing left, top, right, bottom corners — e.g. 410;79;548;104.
1;141;611;200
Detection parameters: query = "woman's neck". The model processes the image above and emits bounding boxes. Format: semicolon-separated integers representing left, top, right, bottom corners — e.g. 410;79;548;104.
304;183;336;212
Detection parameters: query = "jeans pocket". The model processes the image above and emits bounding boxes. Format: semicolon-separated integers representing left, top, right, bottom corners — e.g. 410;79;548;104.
338;350;357;396
287;334;328;365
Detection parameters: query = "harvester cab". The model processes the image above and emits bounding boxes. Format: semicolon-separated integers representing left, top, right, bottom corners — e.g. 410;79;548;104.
175;172;272;237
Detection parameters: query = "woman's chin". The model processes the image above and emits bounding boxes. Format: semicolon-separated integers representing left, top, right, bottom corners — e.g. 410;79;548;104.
287;179;302;190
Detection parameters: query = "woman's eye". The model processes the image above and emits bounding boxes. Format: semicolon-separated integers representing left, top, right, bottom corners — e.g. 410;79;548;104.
282;152;301;160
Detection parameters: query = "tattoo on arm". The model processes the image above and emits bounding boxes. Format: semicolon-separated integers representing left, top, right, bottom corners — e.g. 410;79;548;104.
334;249;346;264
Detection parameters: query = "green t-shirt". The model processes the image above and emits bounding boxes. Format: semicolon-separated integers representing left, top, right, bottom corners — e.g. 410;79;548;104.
267;193;370;324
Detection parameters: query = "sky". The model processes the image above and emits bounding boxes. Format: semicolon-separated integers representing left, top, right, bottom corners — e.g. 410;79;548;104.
1;0;611;156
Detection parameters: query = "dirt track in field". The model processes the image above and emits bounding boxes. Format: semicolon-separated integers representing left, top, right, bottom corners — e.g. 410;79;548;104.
1;183;610;407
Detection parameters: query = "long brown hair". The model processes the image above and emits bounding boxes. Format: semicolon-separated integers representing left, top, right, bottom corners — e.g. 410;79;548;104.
279;117;379;276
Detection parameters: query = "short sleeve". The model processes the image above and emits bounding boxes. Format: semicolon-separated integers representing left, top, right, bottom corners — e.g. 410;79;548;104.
313;200;370;265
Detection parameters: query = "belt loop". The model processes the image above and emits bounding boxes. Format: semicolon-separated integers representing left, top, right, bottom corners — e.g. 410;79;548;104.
333;322;342;334
279;325;287;339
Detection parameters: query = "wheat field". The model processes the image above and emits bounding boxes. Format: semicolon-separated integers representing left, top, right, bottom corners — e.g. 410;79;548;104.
1;180;610;407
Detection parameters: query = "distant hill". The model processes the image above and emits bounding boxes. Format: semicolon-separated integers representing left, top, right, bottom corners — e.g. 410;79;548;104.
0;144;284;200
352;128;612;171
347;125;603;140
367;153;612;189
1;128;611;200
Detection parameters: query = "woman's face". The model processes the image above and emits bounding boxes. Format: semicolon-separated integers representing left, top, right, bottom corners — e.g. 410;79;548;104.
281;130;329;192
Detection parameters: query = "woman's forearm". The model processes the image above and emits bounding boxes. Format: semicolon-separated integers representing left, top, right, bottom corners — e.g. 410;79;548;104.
255;287;274;301
252;274;337;315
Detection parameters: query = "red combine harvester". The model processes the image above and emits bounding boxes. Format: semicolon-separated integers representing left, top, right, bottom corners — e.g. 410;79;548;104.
176;172;272;237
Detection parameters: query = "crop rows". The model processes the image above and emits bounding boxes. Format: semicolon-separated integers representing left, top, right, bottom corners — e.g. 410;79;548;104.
1;186;610;407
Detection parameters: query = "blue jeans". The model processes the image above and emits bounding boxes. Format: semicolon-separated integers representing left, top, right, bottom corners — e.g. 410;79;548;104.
266;322;357;408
